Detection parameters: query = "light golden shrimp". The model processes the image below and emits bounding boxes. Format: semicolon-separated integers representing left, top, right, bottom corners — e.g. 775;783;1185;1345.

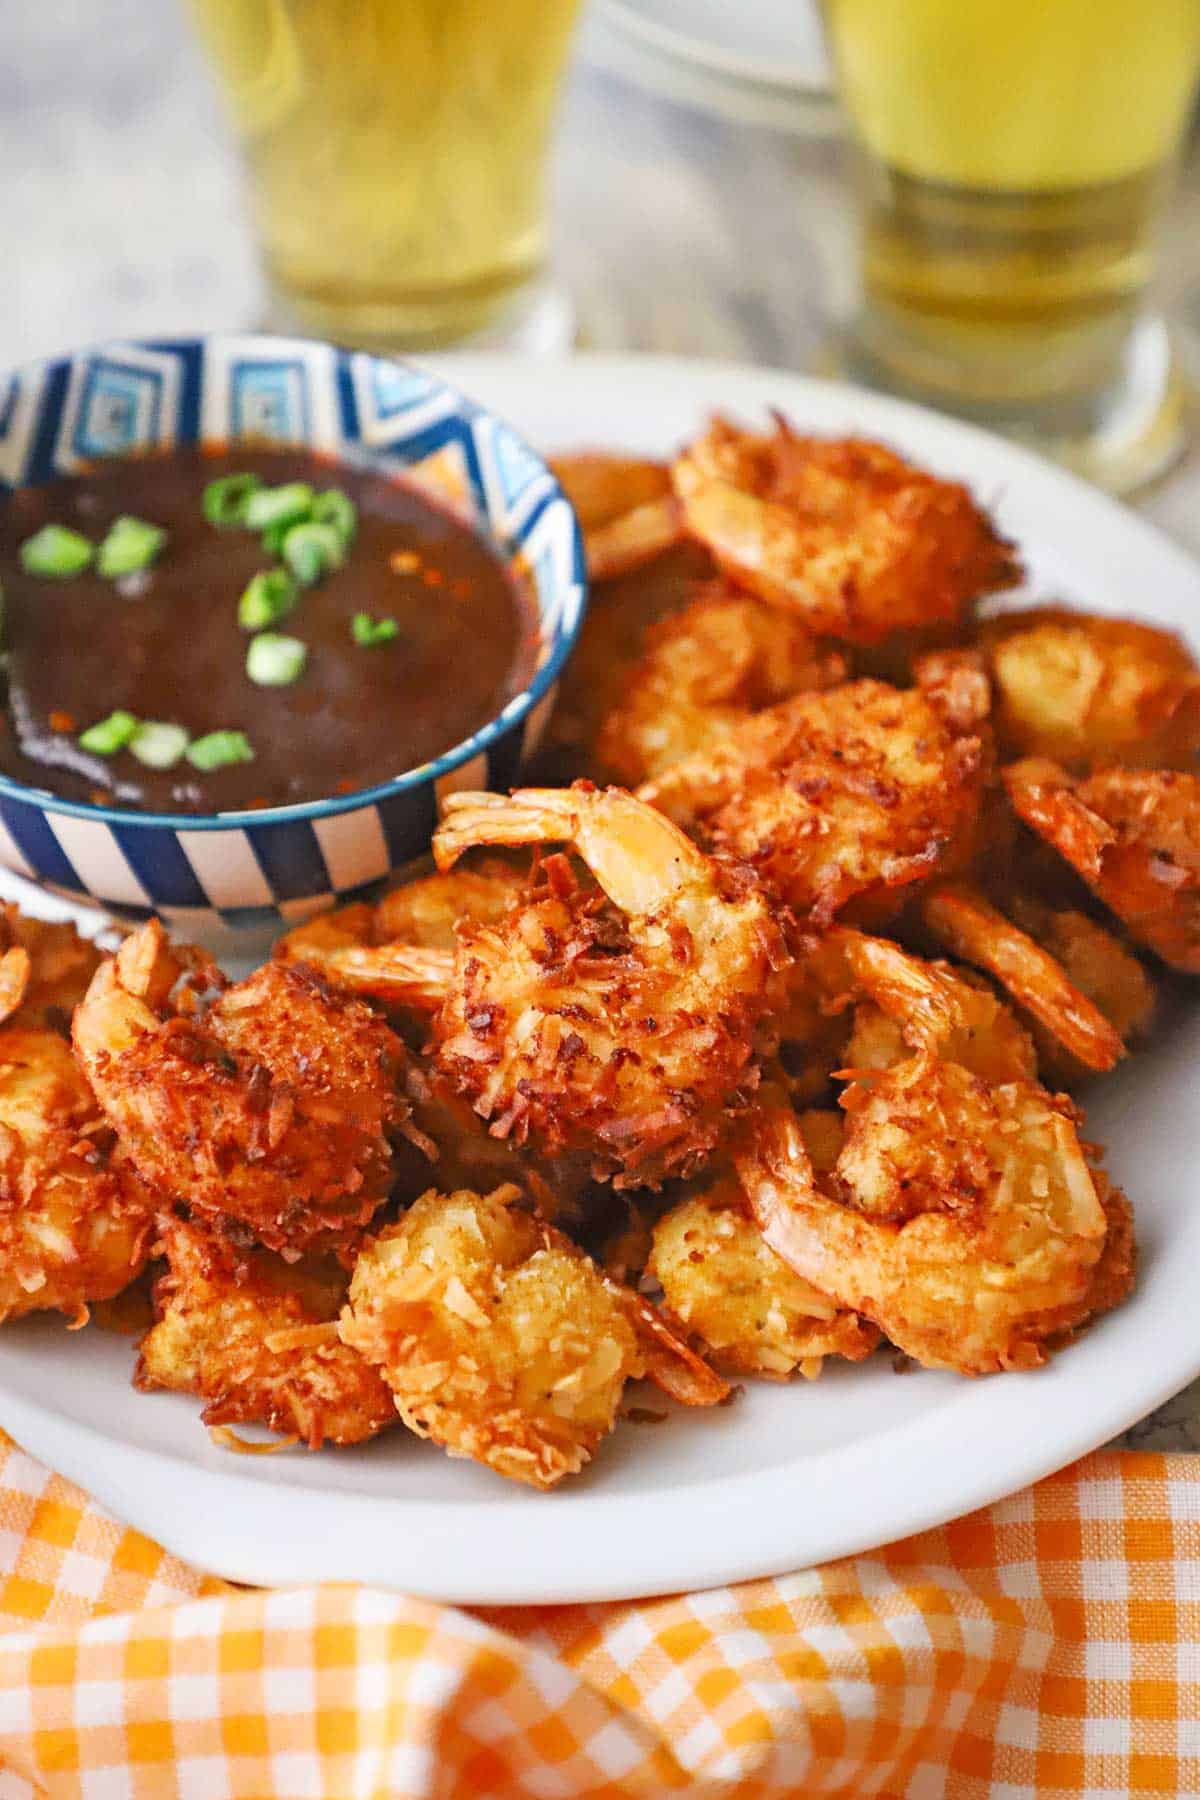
341;1184;727;1490
649;1181;879;1380
548;452;682;582
0;1026;152;1325
920;882;1127;1075
641;676;987;927
137;1212;396;1449
1000;895;1156;1084
1004;760;1200;973
671;417;1020;646
431;784;789;1185
595;585;847;786
979;607;1200;770
74;921;405;1256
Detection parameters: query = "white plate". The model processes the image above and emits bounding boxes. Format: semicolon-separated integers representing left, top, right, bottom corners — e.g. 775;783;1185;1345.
0;353;1198;1606
584;0;835;135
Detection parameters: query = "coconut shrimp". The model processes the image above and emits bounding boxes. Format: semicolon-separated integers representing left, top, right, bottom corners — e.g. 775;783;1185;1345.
429;785;788;1185
671;417;1020;646
999;895;1156;1085
74;921;405;1256
138;1212;395;1449
0;1025;152;1325
979;607;1200;770
548;452;682;581
1004;760;1200;972
341;1184;726;1490
649;1180;878;1380
595;585;847;787
0;905;103;1032
641;676;987;928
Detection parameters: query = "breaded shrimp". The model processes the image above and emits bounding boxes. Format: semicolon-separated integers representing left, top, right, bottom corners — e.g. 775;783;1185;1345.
595;585;847;786
672;417;1020;646
1001;895;1156;1083
137;1213;395;1449
0;1026;152;1324
74;921;405;1256
1004;760;1200;972
0;905;103;1031
431;785;789;1185
641;678;987;927
341;1185;671;1488
548;452;681;582
980;607;1200;770
650;1184;878;1379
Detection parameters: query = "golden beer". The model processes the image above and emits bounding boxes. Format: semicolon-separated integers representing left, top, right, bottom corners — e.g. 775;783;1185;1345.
190;0;581;349
822;0;1200;487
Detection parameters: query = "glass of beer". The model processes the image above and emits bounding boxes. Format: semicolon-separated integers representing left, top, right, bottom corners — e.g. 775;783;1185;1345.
821;0;1200;491
189;0;582;351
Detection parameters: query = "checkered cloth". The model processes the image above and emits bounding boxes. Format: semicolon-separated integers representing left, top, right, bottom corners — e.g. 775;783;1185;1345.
0;1433;1196;1798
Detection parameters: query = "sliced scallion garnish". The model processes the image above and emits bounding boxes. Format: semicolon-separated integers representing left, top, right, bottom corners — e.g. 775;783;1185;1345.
351;612;399;648
20;524;93;578
187;729;255;771
97;515;167;579
246;632;307;686
261;521;290;558
242;482;314;533
282;520;344;587
79;710;139;755
128;721;189;770
312;488;357;550
238;568;297;631
203;472;263;528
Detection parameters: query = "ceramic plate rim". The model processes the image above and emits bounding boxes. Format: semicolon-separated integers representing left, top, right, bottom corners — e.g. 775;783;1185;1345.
0;350;1197;1605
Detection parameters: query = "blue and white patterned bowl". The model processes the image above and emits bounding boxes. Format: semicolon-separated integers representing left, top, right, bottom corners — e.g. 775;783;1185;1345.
0;334;586;942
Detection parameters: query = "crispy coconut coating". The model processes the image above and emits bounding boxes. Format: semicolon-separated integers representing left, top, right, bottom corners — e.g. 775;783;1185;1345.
640;678;986;928
672;417;1020;646
1004;760;1200;972
341;1186;646;1489
650;1186;878;1379
0;905;103;1031
980;607;1200;771
74;923;404;1255
431;786;789;1186
0;1026;151;1323
138;1213;395;1448
596;585;846;786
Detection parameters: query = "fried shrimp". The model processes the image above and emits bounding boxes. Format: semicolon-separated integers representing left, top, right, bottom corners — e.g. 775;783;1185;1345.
920;882;1127;1075
1004;760;1200;972
595;585;847;786
735;1073;1109;1376
0;1025;152;1324
137;1213;395;1448
650;1184;878;1379
999;895;1156;1084
74;921;405;1255
547;452;682;581
980;607;1200;770
341;1185;645;1489
0;906;102;1031
430;785;787;1184
671;417;1019;645
641;677;986;927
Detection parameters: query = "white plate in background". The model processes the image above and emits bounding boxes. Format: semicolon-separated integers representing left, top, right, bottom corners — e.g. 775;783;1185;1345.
0;352;1197;1603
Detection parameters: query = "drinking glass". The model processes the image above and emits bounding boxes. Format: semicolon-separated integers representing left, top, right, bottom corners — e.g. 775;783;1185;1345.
189;0;582;352
821;0;1200;491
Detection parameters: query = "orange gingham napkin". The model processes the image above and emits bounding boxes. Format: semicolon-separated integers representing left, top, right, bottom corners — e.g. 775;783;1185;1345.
0;1432;1197;1798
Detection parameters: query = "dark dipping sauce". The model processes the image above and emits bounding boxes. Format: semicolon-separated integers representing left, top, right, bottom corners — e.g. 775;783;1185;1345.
0;448;536;812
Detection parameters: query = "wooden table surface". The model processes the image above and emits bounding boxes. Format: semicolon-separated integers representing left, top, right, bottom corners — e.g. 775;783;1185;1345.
4;0;1200;1450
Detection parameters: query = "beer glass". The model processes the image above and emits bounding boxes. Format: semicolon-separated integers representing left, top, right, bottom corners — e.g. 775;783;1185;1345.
190;0;582;351
822;0;1200;490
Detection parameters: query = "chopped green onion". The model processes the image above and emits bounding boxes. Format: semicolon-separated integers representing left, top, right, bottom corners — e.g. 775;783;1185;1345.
246;632;307;687
261;521;290;558
129;721;189;769
351;612;399;648
20;524;93;578
282;520;344;587
238;568;297;631
203;472;263;527
312;489;357;549
187;729;255;771
79;710;139;755
242;482;314;533
97;515;167;579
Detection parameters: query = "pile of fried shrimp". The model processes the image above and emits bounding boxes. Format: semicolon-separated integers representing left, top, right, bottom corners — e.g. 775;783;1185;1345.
4;412;1197;1491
